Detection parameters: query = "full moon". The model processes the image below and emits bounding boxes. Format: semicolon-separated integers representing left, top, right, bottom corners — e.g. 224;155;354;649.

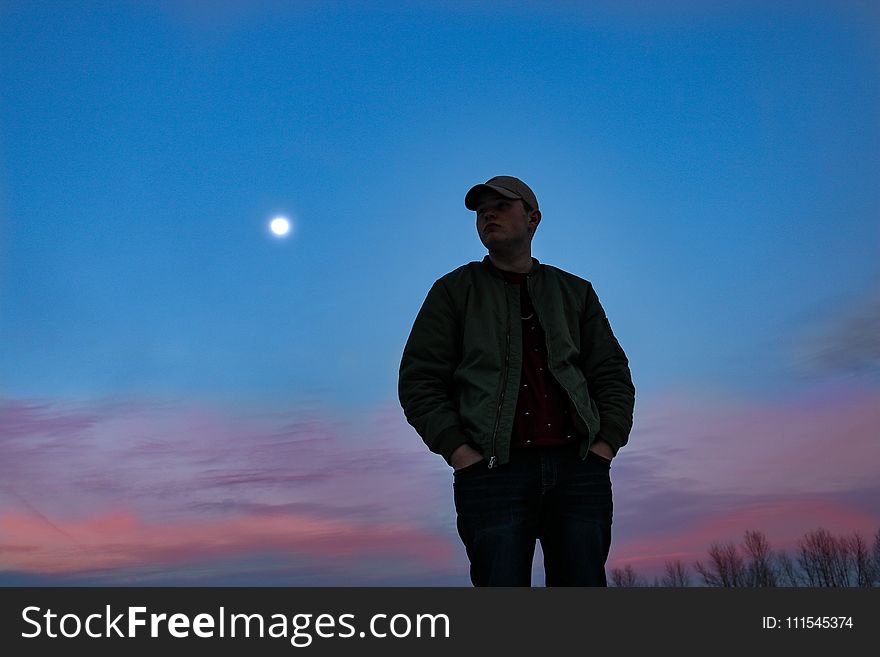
270;216;291;237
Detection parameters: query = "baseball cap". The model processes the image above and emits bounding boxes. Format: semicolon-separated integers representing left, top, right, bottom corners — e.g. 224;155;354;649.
464;176;539;211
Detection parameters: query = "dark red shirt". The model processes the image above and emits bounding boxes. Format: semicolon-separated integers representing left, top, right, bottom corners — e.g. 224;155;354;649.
498;268;581;449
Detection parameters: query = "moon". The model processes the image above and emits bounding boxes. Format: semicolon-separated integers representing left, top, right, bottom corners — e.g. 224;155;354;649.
269;216;291;237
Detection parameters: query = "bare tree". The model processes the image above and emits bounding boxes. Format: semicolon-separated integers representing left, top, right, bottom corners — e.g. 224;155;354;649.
610;525;880;588
661;559;691;587
797;528;852;586
872;528;880;586
741;529;778;587
775;550;803;587
840;531;875;587
694;541;746;586
610;564;646;587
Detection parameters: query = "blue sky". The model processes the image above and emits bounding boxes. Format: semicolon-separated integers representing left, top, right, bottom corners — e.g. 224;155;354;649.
1;1;878;585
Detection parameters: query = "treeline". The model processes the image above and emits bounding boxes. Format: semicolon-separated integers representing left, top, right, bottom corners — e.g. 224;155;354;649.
610;527;880;587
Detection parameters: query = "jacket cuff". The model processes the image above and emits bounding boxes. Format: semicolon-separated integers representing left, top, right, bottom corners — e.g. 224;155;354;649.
434;425;471;466
596;419;628;457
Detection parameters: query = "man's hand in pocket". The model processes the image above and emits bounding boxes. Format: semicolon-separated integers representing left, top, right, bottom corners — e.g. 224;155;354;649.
451;443;485;471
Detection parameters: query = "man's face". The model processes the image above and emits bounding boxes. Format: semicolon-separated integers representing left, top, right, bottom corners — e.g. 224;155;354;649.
475;192;537;252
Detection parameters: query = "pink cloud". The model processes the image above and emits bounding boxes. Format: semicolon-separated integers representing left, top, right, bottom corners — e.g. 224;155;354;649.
0;394;456;580
0;398;99;440
2;381;878;584
621;379;880;497
610;497;878;574
607;378;880;577
0;395;434;524
0;507;453;575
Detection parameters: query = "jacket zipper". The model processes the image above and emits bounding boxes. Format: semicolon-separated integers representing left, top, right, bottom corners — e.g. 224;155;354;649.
527;277;593;461
488;283;511;469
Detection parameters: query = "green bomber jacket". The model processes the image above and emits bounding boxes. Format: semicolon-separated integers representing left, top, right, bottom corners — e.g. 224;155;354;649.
398;255;635;468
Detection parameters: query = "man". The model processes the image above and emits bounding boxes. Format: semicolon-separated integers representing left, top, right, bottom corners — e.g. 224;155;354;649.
398;176;635;586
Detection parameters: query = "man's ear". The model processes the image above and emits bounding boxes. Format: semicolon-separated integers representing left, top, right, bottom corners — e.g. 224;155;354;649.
529;209;542;230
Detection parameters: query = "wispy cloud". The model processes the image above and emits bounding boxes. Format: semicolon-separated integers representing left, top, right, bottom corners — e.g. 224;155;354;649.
2;381;878;583
0;395;458;581
609;379;880;575
0;509;451;577
790;284;880;376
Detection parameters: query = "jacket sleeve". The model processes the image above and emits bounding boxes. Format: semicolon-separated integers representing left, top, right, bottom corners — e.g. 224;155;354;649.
579;283;635;456
398;278;470;466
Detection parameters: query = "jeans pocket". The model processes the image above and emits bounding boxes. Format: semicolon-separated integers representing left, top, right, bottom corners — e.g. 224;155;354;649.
589;450;612;465
453;458;487;477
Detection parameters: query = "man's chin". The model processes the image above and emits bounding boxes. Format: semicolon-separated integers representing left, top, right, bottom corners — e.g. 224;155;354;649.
485;241;521;256
481;236;513;251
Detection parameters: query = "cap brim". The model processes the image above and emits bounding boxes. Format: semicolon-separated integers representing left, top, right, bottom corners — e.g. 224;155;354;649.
464;184;520;211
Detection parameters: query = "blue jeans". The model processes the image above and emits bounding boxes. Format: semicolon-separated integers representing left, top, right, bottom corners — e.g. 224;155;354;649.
453;443;612;587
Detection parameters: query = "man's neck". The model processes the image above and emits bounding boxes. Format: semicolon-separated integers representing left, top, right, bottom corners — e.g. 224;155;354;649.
488;251;533;274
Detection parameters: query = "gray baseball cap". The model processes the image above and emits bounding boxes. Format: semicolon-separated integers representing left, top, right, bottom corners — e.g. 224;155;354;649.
464;176;539;211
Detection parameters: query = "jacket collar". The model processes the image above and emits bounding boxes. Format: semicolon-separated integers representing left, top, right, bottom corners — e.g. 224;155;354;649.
480;254;541;279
